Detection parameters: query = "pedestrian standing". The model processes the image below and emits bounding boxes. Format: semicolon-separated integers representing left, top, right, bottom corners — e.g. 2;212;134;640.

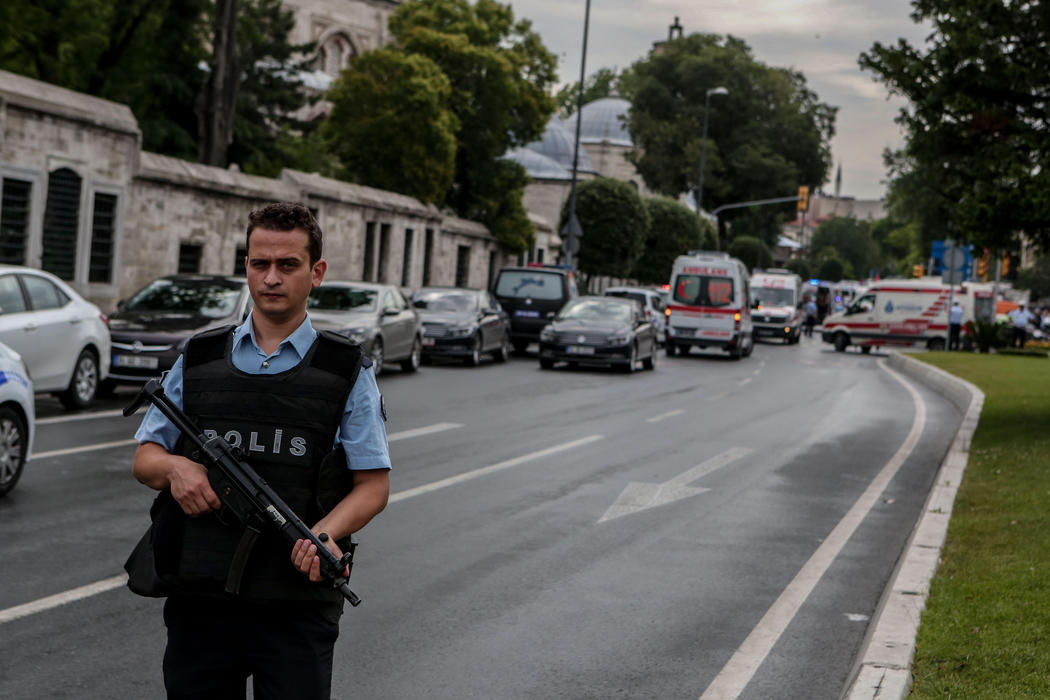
948;300;963;351
803;296;817;337
1009;303;1034;348
130;202;391;699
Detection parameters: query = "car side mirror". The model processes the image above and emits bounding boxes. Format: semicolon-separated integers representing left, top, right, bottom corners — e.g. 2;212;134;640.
383;307;400;316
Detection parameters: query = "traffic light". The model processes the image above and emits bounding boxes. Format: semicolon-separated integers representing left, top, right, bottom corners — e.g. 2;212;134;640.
912;264;924;278
797;186;810;212
977;256;988;280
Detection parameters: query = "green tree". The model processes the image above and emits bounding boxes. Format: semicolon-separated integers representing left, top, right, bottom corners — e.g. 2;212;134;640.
388;0;557;251
727;235;772;272
322;50;457;203
633;197;705;284
860;0;1050;253
809;217;879;280
555;67;627;118
785;257;811;279
816;255;845;282
627;33;836;240
561;178;648;283
1016;258;1050;304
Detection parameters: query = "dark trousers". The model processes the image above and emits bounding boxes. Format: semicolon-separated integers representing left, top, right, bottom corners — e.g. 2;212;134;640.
1012;327;1028;348
949;323;961;350
163;595;341;700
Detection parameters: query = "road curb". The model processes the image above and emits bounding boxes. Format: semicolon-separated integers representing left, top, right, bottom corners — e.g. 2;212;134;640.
842;352;984;700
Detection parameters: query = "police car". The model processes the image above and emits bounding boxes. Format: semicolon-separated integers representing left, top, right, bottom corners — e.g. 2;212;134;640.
0;341;34;497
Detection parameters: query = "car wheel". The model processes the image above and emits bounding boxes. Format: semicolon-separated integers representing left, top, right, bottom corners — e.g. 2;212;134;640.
60;348;99;410
465;335;482;367
0;406;27;497
666;342;677;357
834;333;849;353
619;343;637;373
492;333;510;363
370;337;385;375
401;337;421;373
744;334;754;357
539;357;555;369
927;338;946;352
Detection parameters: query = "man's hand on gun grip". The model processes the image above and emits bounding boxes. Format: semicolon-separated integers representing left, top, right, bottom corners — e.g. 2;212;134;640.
168;456;221;517
291;533;348;582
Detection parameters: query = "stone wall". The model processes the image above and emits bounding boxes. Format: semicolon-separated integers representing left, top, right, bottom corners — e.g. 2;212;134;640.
0;68;504;314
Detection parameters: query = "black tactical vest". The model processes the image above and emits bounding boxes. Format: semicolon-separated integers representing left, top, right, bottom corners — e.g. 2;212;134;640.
161;324;366;602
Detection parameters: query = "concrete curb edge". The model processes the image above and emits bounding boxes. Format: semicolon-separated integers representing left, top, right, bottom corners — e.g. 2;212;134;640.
842;352;985;700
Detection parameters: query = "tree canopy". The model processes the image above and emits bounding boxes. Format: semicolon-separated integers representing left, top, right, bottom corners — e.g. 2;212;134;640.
633;196;708;284
626;34;836;245
561;178;648;282
323;49;457;203
727;235;772;272
860;0;1050;254
809;217;881;280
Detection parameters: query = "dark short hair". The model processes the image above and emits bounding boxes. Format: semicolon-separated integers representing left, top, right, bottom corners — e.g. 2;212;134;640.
246;202;322;264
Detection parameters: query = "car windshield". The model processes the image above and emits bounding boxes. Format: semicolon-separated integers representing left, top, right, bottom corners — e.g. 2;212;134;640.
495;271;563;300
752;287;796;307
413;290;478;312
673;274;735;307
123;278;243;318
558;299;632;323
308;286;378;311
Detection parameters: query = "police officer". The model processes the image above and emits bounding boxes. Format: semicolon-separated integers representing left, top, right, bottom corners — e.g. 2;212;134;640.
132;202;391;699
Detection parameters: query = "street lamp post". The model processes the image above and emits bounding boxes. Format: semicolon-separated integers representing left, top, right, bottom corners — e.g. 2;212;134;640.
563;0;591;270
696;86;728;238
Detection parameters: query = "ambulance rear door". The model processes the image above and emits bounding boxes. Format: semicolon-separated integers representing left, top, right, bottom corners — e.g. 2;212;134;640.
669;263;738;343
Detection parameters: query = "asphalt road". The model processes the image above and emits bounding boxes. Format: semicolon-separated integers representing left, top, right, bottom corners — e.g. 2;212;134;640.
0;337;961;699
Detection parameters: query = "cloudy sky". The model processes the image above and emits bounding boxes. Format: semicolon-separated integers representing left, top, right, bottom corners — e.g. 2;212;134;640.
508;0;931;201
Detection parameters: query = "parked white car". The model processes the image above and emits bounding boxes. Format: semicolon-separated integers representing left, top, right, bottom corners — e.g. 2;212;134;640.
0;341;34;496
0;266;110;409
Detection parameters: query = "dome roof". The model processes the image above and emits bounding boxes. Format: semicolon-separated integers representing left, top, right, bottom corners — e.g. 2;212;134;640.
566;97;633;147
503;148;573;181
525;115;596;173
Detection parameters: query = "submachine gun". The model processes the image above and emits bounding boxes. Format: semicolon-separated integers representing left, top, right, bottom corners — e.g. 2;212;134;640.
124;378;362;607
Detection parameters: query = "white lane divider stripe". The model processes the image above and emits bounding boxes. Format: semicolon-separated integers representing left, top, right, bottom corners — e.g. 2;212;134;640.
388;422;463;442
0;575;127;624
699;358;927;699
390;434;604;504
646;409;685;424
32;439;139;461
37;409;127;425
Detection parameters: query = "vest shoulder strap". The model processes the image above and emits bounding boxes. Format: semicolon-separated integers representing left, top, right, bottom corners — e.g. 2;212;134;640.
183;325;235;369
313;329;372;377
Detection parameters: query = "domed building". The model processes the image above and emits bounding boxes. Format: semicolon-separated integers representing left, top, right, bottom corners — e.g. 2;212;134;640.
564;96;648;193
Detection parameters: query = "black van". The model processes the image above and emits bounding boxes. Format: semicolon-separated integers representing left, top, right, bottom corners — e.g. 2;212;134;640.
492;265;577;353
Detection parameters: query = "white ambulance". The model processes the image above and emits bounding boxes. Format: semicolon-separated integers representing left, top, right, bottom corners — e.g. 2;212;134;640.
749;269;803;344
665;252;754;359
821;278;989;353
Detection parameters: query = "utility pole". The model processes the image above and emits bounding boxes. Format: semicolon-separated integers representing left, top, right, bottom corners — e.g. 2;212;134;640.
197;0;240;167
562;0;591;270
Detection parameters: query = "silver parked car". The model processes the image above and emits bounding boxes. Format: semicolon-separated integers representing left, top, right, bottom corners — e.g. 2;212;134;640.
308;281;423;375
0;265;111;409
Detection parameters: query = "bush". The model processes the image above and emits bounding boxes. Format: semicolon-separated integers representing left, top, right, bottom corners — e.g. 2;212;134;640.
561;178;648;279
727;235;773;272
967;319;1007;353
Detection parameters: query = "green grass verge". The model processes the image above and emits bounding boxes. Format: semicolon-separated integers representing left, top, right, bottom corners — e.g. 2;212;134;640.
909;353;1050;698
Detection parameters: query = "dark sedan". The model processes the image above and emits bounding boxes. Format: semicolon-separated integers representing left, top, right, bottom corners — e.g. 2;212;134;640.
411;287;510;366
106;275;251;388
538;296;657;372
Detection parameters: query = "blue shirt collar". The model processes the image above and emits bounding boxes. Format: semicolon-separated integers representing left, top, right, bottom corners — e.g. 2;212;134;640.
234;312;318;359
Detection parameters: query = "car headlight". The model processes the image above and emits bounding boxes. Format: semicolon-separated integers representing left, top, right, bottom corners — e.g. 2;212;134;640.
607;331;631;345
342;327;371;343
540;326;556;342
447;325;475;338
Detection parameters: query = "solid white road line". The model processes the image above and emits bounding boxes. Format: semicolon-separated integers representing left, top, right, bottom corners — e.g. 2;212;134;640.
31;439;139;461
387;422;463;442
646;409;685;424
699;359;927;699
37;409;127;425
0;575;128;624
390;434;604;504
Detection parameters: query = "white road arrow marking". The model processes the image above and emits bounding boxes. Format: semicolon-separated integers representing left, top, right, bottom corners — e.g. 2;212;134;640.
599;446;753;522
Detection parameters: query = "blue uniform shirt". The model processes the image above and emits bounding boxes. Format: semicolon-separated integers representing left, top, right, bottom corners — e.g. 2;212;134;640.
134;314;391;471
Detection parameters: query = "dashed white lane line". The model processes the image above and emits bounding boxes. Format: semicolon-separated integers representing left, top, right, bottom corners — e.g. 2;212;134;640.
0;575;127;624
709;392;729;402
32;439;139;460
389;434;604;503
739;377;752;386
37;409;126;425
387;422;463;442
699;359;927;699
646;409;685;424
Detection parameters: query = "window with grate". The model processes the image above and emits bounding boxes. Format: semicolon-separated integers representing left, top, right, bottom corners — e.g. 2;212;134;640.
362;222;376;281
178;243;203;274
377;224;391;283
401;228;414;287
0;178;31;265
42;168;82;280
455;245;471;288
89;193;117;283
422;228;435;286
234;245;247;275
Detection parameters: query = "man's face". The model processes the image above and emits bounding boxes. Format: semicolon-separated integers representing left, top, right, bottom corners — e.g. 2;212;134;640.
245;227;326;324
